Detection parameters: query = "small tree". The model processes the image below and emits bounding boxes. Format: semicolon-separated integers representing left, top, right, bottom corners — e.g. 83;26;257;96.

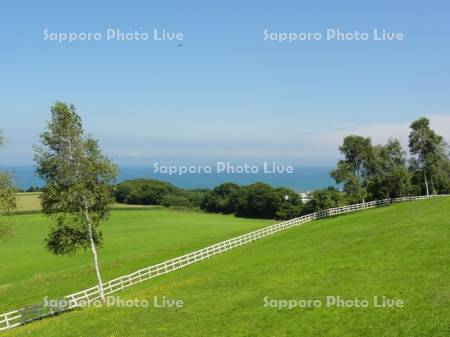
34;102;117;302
302;187;346;214
0;131;17;243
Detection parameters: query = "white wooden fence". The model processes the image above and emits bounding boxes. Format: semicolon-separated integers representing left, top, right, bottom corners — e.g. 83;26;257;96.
1;194;449;331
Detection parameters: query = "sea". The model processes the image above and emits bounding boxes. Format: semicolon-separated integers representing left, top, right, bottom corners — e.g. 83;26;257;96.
1;165;336;192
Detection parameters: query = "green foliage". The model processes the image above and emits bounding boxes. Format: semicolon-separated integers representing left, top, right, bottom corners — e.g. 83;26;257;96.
365;139;412;199
0;131;17;242
303;187;346;213
34;102;117;255
160;195;192;208
408;117;450;195
25;186;43;192
0;173;17;215
331;135;372;203
114;179;207;208
46;215;103;255
200;183;240;214
330;128;446;202
181;189;209;207
115;179;178;205
201;182;303;220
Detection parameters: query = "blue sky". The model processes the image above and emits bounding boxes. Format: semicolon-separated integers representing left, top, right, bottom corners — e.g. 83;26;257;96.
1;0;449;165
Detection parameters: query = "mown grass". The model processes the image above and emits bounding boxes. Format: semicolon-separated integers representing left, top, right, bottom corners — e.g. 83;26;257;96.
0;209;272;313
3;198;450;337
15;193;42;212
14;192;160;213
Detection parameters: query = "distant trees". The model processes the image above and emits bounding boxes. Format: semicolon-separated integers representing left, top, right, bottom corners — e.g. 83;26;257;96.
331;135;372;203
331;117;450;202
118;115;450;221
43;115;446;228
114;179;207;208
201;182;303;220
0;131;17;243
302;187;346;214
24;186;43;192
34;102;117;303
115;180;304;219
200;183;240;214
408;117;450;196
160;195;192;208
115;179;179;205
365;139;411;199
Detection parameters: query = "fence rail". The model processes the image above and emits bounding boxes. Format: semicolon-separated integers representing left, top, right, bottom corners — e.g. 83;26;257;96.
1;194;449;331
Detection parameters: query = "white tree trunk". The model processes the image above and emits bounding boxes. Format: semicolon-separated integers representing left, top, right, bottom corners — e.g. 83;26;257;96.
87;221;106;303
424;172;430;197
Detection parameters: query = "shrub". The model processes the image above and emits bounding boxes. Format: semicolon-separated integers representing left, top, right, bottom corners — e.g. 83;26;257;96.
302;187;346;214
160;195;192;208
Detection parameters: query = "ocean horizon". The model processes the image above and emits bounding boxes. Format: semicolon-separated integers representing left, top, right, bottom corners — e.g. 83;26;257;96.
1;165;336;192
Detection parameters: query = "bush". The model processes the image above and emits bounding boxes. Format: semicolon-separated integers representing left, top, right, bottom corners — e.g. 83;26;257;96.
302;187;346;214
160;195;192;208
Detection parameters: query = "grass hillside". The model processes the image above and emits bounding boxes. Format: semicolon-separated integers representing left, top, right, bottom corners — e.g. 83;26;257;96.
3;198;450;337
0;209;272;313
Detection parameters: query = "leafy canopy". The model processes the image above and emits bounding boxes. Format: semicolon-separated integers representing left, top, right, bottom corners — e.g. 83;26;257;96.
34;102;117;254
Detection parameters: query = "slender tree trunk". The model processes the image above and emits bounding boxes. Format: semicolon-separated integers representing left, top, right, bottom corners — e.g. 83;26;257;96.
430;177;437;195
424;172;429;197
86;215;106;303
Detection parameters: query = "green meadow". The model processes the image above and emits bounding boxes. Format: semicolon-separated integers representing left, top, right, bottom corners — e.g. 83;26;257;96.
0;208;272;313
2;198;450;336
14;192;159;213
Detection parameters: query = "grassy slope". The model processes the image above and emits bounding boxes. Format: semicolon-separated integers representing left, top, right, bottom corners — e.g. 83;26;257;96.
0;209;272;312
4;198;450;337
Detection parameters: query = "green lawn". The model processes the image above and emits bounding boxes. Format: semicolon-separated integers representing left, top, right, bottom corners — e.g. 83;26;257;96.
3;198;450;336
0;209;272;313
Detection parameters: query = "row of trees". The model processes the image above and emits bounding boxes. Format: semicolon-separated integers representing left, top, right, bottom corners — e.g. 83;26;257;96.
199;117;450;218
116;179;338;220
200;182;303;219
114;179;207;208
331;118;450;203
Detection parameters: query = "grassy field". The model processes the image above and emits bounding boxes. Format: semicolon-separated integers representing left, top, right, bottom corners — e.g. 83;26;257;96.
2;198;450;337
15;192;159;213
0;209;273;313
15;193;42;212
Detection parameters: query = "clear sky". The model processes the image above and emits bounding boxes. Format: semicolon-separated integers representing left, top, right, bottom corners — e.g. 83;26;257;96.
1;0;449;165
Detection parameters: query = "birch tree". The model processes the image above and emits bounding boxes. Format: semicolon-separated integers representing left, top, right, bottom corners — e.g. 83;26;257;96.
409;117;450;196
34;102;117;303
